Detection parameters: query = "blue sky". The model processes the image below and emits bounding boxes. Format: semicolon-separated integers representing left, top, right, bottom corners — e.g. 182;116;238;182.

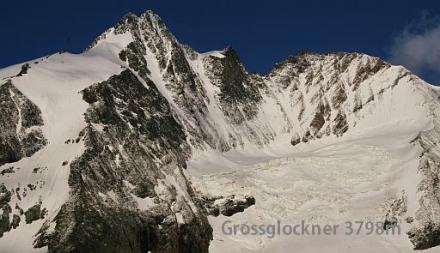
1;0;440;83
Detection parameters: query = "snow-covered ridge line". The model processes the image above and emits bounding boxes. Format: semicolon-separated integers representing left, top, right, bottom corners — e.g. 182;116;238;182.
0;27;129;252
1;9;440;253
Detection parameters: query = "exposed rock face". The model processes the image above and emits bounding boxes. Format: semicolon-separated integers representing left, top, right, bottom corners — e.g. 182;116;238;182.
383;193;408;230
204;47;262;125
407;103;440;250
204;195;256;217
0;184;12;237
24;202;47;224
16;64;30;77
0;81;46;166
267;52;391;143
103;12;398;153
11;214;20;229
35;70;211;253
1;9;440;253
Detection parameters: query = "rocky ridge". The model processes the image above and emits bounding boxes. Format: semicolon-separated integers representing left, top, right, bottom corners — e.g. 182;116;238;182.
0;10;439;252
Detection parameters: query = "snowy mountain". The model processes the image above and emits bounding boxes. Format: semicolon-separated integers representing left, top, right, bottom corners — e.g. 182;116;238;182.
1;10;440;253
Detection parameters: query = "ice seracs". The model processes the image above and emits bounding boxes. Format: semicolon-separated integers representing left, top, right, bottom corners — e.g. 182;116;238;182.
1;10;440;253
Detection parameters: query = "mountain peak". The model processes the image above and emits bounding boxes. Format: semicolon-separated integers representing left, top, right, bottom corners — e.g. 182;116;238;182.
85;10;172;52
114;12;138;32
114;10;162;28
3;11;440;253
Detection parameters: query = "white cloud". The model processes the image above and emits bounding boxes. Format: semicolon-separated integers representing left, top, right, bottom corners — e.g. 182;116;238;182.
390;14;440;84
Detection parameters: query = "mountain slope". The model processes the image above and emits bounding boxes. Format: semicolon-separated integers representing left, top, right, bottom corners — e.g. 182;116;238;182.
0;10;440;253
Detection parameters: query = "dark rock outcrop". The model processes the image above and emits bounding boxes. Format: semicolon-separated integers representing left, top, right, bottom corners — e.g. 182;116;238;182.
407;107;440;250
0;184;12;237
2;9;437;253
204;195;256;217
383;193;407;230
204;47;262;125
24;202;46;224
35;70;212;253
0;81;46;166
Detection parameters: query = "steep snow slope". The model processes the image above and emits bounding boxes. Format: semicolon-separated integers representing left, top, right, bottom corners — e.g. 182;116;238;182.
0;33;132;252
1;10;440;253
